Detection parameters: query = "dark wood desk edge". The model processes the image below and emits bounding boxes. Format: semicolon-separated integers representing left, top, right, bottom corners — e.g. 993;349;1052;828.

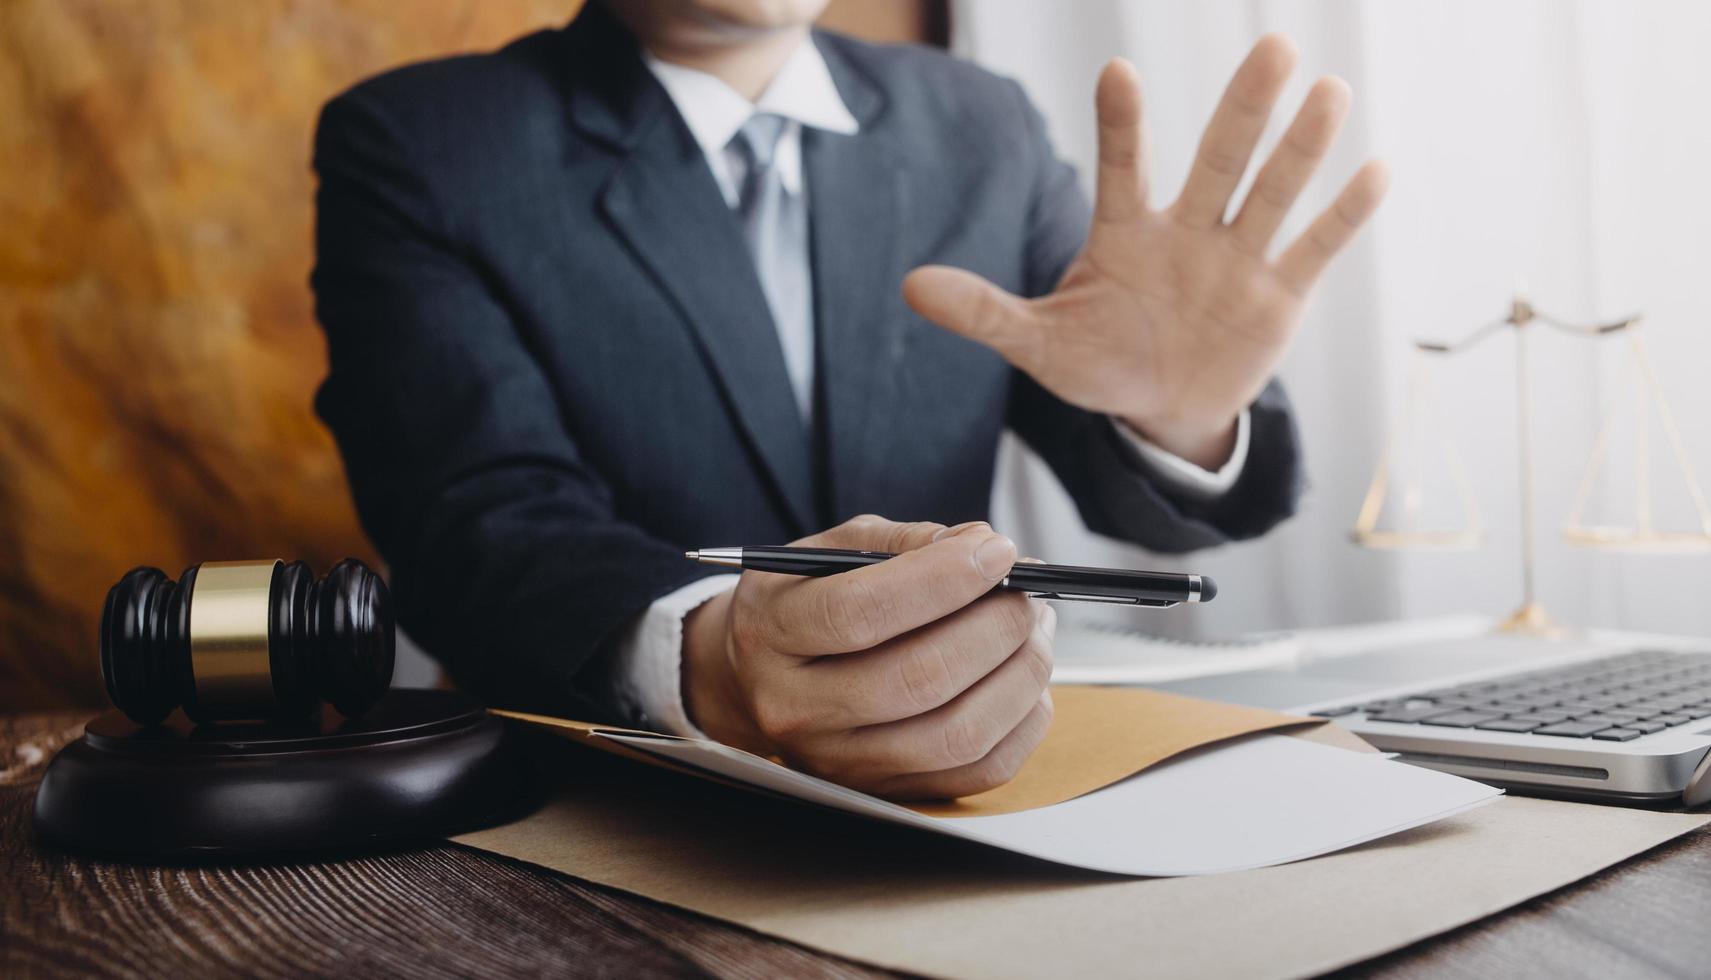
3;711;895;980
5;711;1707;979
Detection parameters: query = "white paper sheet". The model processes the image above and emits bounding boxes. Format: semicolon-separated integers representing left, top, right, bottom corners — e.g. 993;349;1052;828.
598;730;1501;876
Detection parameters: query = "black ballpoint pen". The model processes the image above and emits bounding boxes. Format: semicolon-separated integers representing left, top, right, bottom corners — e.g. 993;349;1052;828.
685;547;1214;607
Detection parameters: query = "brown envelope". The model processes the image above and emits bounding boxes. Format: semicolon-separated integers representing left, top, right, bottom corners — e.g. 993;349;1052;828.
495;685;1342;818
910;686;1326;816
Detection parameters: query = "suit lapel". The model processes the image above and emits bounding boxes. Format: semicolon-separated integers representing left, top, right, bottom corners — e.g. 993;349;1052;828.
565;13;817;534
599;140;818;534
806;38;910;522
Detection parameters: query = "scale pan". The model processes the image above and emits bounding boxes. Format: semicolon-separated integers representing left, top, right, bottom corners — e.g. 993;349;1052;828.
1562;526;1711;553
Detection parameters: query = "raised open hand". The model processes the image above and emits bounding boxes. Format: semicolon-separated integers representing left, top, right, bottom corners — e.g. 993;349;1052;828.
903;35;1388;468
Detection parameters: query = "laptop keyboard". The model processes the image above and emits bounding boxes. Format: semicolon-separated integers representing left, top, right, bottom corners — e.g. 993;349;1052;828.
1312;649;1711;741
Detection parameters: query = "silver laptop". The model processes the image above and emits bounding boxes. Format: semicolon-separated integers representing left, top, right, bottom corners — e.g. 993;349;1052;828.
1153;633;1711;806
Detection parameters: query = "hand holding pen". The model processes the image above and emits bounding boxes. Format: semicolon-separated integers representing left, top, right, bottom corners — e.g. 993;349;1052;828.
675;514;1213;802
678;516;1059;801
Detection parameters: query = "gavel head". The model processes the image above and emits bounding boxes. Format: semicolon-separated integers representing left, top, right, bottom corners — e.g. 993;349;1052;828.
100;559;395;726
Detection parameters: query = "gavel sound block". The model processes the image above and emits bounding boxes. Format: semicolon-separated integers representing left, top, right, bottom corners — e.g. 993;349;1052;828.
33;559;531;859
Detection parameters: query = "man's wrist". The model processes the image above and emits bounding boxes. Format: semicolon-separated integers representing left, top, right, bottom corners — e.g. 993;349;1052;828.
681;590;772;753
1119;412;1240;471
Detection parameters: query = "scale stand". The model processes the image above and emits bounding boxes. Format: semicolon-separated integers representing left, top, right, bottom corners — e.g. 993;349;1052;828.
1352;292;1711;635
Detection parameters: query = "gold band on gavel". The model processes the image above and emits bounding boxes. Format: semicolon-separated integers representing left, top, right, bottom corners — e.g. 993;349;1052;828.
189;560;279;716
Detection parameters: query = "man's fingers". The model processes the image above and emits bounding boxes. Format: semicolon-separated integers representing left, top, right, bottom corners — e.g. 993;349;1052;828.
761;521;1017;656
1093;58;1150;223
828;601;1052;769
789;591;1038;730
1275;159;1390;295
875;692;1054;801
795;513;949;555
902;266;1042;372
1230;76;1351;255
1174;33;1297;228
933;520;993;542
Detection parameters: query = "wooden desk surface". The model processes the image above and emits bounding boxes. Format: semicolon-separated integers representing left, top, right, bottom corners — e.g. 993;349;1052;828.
5;712;1709;979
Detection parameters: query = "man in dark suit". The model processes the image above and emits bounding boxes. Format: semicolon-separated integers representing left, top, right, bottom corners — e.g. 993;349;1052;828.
311;0;1385;798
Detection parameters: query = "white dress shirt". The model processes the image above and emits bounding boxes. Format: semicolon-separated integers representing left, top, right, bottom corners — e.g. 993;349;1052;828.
609;38;1250;736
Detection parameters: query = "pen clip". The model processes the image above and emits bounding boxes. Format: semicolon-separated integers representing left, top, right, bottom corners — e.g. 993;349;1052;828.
1025;592;1181;608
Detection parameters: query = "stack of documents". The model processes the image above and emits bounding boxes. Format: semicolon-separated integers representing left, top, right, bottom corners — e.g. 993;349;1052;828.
499;686;1498;876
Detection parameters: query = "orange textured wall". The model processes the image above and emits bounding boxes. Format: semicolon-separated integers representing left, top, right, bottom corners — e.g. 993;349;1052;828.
0;0;574;711
0;0;940;711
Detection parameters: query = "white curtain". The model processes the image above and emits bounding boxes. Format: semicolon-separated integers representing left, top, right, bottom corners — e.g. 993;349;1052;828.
959;0;1711;639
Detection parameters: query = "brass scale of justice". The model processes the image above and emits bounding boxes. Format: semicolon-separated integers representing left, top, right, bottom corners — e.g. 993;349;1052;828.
1351;292;1711;634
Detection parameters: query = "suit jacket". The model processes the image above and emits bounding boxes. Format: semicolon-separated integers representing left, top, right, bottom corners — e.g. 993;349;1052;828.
311;5;1303;720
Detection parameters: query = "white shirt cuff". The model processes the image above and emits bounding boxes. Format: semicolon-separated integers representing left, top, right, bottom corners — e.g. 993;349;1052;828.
1110;409;1250;500
608;574;740;738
